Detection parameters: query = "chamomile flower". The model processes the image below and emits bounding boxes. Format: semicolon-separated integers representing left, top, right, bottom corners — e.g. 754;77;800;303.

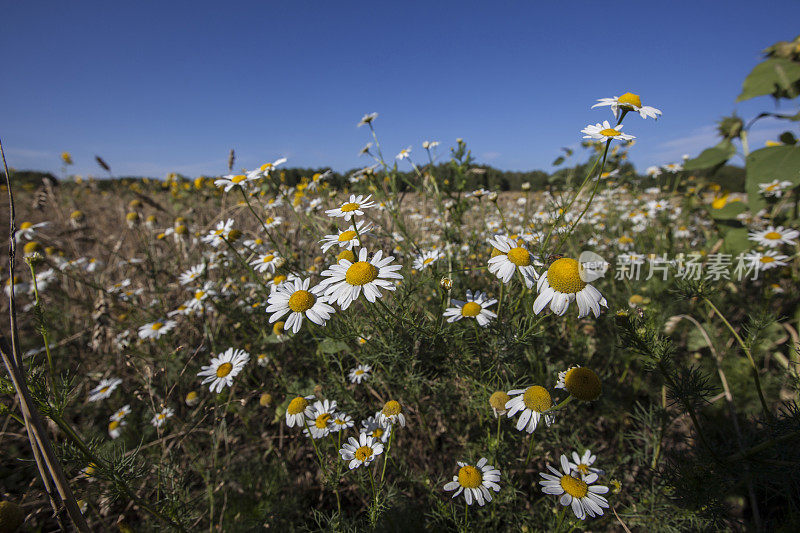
743;249;789;271
197;348;250;394
539;454;609;520
151;407;175;428
325;194;376;221
88;378;122;402
489;391;510;417
285;395;314;428
759;179;794;198
201;219;235;247
412;250;441;270
15;221;49;242
591;92;662;120
533;258;607;318
555;366;602;401
303;399;338;439
443;458;501;506
110;405;131;422
256;353;270;367
567;450;605;480
581;121;635;142
748;225;799;248
108;418;126;439
319;248;403;310
138;320;177;340
179;264;205;285
213;174;251;192
361;412;392;443
358;112;378;127
185;281;215;311
443;290;497;327
379;400;406;427
487;235;540;287
250;252;282;273
348;364;372;384
319;221;372;252
396;146;411;160
339;432;384;469
331;412;355;432
266;278;336;333
505;385;554;433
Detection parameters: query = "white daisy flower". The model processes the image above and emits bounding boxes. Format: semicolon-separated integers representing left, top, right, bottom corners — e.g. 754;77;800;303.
443;289;497;327
339;432;384;469
319;248;403;310
15;221;49;242
412;250;441;270
591;92;661;120
250;251;282;273
256;353;270;367
379;400;406;427
487;235;540;288
201;219;235;247
110;405;131;422
138;320;177;340
358;112;378;127
743;249;789;271
443;457;501;506
748;225;799;248
505;385;554;434
348;364;372;384
759;179;794;198
567;450;605;480
88;378;122;402
581;121;635;142
303;399;338;439
151;407;175;428
108;418;126;439
533;258;607;318
185;281;216;311
213;174;251;192
285;395;314;428
396;146;411;160
197;348;250;394
539;454;610;520
325;194;376;221
319;221;372;252
361;412;392;443
266;278;336;334
330;412;355;432
179;264;205;285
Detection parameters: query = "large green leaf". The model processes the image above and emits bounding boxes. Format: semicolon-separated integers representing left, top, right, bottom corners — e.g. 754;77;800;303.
709;201;746;222
684;140;736;171
737;58;800;102
746;145;800;212
721;226;751;256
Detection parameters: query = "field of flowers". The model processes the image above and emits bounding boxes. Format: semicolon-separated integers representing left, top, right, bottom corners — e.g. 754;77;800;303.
2;36;800;532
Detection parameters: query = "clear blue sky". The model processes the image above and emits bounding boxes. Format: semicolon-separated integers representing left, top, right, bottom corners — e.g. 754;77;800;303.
2;1;799;178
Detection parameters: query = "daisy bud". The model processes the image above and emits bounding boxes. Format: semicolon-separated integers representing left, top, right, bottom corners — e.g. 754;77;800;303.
260;393;273;407
489;391;510;417
185;391;200;406
125;212;139;227
439;277;452;290
129;199;142;209
521;182;531;191
23;241;41;256
488;192;498;202
70;210;85;222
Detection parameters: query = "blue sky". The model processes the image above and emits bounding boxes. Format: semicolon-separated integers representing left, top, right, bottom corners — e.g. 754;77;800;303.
1;1;799;178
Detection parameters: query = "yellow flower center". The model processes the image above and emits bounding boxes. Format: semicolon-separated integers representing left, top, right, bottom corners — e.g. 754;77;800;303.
273;321;285;335
372;428;384;439
194;291;205;300
151;322;163;330
764;231;782;240
760;256;775;263
423;257;435;264
522;385;551;412
288;290;316;312
355;369;365;375
507;246;531;266
619;235;634;244
382;400;401;416
346;261;378;285
461;301;482;317
337;249;356;263
617;92;642;108
340;202;360;212
458;465;483;489
564;367;602;401
355;445;374;462
315;413;332;429
262;254;275;263
99;387;109;394
20;222;32;230
231;175;247;184
489;391;510;411
215;362;233;378
338;230;357;242
560;474;588;498
109;420;120;431
547;258;587;294
577;463;590;475
272;274;286;285
599;128;621;137
287;396;308;415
